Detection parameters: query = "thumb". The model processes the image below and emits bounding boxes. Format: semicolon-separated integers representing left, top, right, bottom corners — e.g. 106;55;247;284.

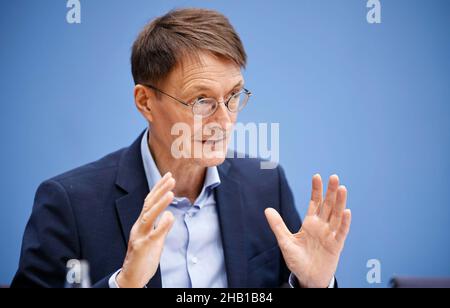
265;208;292;247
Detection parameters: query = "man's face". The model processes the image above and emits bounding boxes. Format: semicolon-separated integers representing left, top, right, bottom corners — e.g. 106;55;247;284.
149;52;244;168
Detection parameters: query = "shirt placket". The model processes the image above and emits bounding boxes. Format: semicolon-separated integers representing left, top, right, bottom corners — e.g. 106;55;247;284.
184;204;201;288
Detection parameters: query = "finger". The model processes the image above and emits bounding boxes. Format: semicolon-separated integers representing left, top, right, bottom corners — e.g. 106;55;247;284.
151;211;175;240
141;191;174;233
265;208;292;248
146;177;176;211
329;186;347;232
307;174;323;216
141;175;175;218
140;172;172;216
319;175;339;221
335;209;351;243
148;172;173;201
144;172;173;203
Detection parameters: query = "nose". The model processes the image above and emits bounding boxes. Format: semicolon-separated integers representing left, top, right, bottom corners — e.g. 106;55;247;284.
212;101;233;127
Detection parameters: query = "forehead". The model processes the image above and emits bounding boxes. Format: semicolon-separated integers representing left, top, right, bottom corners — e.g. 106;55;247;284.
168;52;244;94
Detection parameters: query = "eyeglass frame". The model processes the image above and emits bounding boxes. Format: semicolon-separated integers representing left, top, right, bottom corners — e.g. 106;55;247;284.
141;83;252;118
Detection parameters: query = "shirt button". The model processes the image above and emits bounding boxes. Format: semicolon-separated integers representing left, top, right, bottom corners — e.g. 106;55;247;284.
187;212;194;218
192;257;198;264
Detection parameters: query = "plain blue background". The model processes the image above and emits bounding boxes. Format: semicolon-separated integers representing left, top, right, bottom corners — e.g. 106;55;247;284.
1;0;449;288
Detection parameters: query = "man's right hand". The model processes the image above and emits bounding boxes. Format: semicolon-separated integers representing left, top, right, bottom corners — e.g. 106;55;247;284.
116;172;176;288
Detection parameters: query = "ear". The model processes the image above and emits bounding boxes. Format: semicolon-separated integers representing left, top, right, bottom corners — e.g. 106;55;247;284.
134;85;154;123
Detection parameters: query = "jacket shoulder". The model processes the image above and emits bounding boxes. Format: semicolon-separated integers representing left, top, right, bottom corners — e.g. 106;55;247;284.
46;147;127;187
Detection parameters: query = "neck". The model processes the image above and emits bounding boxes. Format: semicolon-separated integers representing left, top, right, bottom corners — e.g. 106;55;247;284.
148;134;205;204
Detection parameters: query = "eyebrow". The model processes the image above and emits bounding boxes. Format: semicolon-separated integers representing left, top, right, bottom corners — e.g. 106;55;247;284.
185;80;245;98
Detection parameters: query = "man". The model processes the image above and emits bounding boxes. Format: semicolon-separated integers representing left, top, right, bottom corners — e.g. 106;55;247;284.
12;8;351;288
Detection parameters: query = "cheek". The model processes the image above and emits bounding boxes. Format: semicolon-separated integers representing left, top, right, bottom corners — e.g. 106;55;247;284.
225;116;238;132
155;107;192;133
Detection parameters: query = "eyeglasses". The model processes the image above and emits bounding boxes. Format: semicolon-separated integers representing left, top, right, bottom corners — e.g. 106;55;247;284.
142;84;252;118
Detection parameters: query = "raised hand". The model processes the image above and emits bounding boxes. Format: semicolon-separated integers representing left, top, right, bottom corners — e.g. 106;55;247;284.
117;172;176;288
265;174;351;288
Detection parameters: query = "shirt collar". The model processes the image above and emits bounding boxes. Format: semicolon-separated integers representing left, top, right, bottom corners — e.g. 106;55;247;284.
140;128;221;207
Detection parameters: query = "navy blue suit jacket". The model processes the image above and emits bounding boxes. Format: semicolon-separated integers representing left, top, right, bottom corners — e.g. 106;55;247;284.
12;131;302;288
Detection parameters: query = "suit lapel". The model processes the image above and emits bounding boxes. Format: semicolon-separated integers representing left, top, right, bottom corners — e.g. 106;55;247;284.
114;130;162;288
215;160;248;288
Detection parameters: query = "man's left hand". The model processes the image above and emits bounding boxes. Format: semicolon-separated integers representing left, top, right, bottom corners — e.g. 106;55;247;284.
265;174;352;288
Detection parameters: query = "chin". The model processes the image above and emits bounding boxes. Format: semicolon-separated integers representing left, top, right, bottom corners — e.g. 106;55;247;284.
195;153;227;168
192;139;230;168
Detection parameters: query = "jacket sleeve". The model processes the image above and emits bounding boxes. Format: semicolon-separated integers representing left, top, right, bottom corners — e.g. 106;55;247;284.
10;180;114;288
11;180;82;288
276;165;302;286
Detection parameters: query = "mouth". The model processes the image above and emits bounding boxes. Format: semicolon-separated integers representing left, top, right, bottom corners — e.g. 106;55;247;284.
199;137;226;145
194;136;227;144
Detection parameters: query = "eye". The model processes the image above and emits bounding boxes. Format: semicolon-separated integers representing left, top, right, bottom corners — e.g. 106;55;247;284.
228;88;242;98
190;95;207;105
